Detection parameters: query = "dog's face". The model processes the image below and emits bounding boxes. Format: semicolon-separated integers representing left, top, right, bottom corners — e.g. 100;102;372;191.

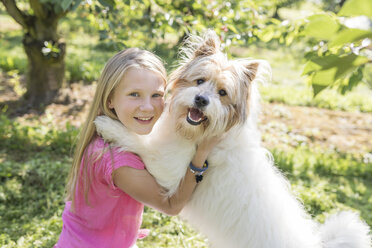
167;32;259;141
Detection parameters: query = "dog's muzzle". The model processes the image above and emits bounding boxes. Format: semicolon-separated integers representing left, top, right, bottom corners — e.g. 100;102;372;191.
186;95;209;126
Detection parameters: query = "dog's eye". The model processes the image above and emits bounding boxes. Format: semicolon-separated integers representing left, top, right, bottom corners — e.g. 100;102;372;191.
196;79;205;85
218;89;227;96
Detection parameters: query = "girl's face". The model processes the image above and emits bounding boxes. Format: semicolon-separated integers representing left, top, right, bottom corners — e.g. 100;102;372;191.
108;67;165;135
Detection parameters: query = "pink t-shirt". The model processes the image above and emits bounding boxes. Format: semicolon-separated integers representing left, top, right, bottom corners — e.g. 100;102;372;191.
55;137;148;248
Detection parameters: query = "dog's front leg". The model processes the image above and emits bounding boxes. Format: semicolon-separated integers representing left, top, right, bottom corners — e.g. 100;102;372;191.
94;115;145;153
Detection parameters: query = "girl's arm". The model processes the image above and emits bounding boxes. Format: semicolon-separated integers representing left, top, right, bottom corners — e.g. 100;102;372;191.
113;136;219;216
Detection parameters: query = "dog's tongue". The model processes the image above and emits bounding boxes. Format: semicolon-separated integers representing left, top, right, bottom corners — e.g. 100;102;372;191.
189;108;203;121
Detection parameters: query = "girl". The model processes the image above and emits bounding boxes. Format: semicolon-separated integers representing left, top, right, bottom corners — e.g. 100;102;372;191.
55;48;218;248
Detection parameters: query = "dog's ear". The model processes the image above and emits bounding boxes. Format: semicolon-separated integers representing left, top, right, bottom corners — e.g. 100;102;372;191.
236;61;260;125
193;30;221;58
244;62;259;83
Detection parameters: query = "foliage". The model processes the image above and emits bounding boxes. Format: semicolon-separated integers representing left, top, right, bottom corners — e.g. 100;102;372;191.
0;114;371;247
62;0;372;97
1;14;371;113
2;0;371;103
232;43;372;113
301;1;372;96
85;0;297;51
261;0;372;95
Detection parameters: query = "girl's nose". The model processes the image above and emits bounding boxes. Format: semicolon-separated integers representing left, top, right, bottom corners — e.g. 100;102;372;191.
139;98;154;112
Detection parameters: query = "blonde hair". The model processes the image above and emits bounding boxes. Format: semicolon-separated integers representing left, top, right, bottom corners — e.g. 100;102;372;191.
66;48;167;209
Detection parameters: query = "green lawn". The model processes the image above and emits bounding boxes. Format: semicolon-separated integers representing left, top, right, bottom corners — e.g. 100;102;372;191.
0;112;371;247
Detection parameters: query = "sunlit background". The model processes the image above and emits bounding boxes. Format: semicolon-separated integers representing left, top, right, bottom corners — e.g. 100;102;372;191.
0;0;371;247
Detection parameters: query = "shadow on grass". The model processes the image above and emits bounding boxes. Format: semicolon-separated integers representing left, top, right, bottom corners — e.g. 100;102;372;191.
0;153;69;247
273;148;372;227
0;113;77;162
0;99;46;118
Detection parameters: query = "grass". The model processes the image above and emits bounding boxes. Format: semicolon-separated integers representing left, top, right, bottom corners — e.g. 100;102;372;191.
0;114;370;247
0;115;75;247
260;83;372;112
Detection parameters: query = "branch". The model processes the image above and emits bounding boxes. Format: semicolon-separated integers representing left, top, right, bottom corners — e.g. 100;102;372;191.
29;0;46;19
1;0;28;28
56;9;69;20
30;0;70;23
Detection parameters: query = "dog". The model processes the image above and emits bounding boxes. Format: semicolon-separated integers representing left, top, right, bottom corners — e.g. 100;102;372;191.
94;31;371;248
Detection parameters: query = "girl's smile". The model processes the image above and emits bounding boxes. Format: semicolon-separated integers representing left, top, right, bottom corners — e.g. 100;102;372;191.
134;116;153;124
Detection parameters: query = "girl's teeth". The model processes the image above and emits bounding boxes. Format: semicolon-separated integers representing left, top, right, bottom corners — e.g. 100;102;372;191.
137;117;151;121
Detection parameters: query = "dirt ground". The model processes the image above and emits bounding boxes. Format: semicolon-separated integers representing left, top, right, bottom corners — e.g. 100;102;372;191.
1;77;371;156
260;103;372;154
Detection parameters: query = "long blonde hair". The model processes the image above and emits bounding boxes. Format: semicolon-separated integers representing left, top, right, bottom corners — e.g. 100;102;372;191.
66;48;167;208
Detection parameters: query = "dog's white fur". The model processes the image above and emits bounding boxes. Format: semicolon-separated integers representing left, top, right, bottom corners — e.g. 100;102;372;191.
94;31;371;248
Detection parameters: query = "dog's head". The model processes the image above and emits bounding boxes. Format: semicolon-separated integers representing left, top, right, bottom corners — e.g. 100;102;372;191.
167;30;268;141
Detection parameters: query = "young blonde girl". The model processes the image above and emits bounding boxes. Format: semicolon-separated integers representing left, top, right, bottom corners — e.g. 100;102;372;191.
55;48;218;248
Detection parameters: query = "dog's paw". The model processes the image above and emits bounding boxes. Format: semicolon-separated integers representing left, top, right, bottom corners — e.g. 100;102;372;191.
94;115;127;144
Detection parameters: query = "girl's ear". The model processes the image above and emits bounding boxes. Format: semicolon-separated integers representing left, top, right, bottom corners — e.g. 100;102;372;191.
108;98;114;109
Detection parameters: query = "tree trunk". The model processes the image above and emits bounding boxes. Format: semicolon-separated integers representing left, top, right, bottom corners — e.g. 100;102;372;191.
1;0;68;108
23;18;66;107
23;34;66;106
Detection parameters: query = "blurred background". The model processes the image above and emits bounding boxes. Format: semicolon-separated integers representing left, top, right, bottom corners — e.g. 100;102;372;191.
0;0;371;247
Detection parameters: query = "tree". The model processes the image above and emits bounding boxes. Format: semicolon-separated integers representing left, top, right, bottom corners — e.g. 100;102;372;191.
1;0;261;108
0;0;81;107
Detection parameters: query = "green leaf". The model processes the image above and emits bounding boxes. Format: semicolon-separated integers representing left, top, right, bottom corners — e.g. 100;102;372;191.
307;54;369;95
312;67;338;86
227;24;238;34
338;0;372;18
343;66;364;93
98;0;116;8
302;60;323;76
329;29;372;48
304;14;339;40
306;54;340;71
61;0;73;11
307;54;368;74
70;0;83;11
333;54;369;79
53;3;63;13
363;63;372;88
312;83;328;96
258;25;274;42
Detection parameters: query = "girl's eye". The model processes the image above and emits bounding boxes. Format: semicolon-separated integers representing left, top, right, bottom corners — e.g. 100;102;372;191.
196;79;205;85
152;93;163;98
218;89;227;96
129;92;139;97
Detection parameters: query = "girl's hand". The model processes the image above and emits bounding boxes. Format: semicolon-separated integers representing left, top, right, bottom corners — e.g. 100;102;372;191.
192;136;221;168
197;135;221;154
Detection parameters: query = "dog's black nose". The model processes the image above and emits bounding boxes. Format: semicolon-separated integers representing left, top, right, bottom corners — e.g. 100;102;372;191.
195;95;209;107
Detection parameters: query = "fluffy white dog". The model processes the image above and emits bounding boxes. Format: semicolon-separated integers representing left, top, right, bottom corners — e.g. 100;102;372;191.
94;31;371;248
